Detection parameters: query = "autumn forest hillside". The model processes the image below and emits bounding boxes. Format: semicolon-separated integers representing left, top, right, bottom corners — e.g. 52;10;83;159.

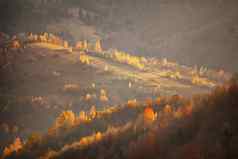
0;32;238;159
1;0;238;158
3;73;238;159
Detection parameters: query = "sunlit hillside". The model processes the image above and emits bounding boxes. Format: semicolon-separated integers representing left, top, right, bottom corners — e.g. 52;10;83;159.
0;32;236;159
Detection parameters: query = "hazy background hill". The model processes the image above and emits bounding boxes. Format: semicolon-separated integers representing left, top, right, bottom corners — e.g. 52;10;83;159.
1;0;238;72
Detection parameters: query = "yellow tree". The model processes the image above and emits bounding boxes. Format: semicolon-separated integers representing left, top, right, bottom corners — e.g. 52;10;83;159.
83;40;88;51
75;41;83;49
78;110;90;122
95;132;102;141
63;41;69;48
144;107;156;122
127;99;137;108
100;89;108;102
89;105;97;119
95;39;102;52
55;110;76;129
11;40;21;49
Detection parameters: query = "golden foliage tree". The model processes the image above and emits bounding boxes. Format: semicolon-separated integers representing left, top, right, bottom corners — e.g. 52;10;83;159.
75;41;83;49
112;50;145;70
55;110;76;129
95;39;102;52
79;54;90;64
155;97;161;106
127;99;137;108
89;105;97;119
163;104;173;114
95;132;102;141
100;89;109;102
83;40;88;50
63;41;69;48
3;137;23;158
85;93;92;101
11;40;21;49
144;107;156;122
78;110;90;122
